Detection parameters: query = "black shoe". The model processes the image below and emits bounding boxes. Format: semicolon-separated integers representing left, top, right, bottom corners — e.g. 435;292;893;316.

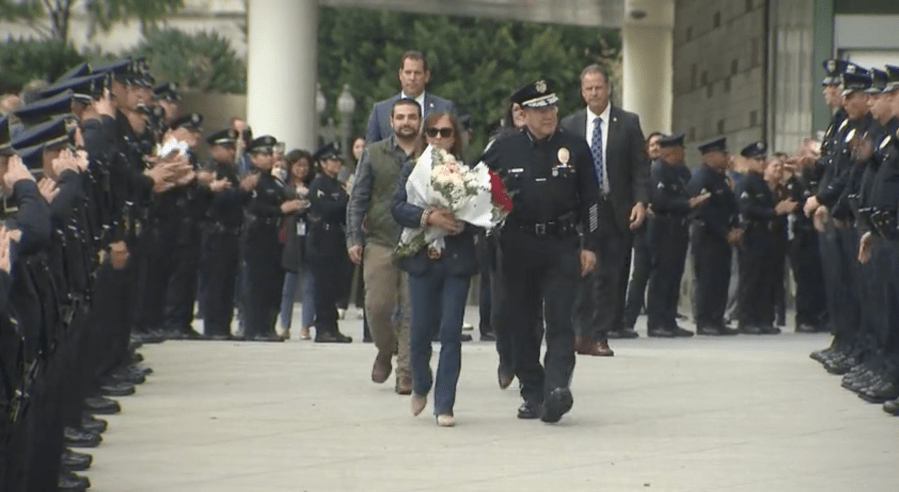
541;388;574;423
83;396;120;415
252;333;285;342
859;380;899;404
460;333;473;342
648;328;676;338
609;328;640;339
795;323;819;333
517;400;542;419
99;381;135;397
130;351;144;363
760;325;781;335
81;414;107;434
697;325;722;336
718;325;739;336
315;331;352;343
108;368;146;385
883;398;899;415
672;326;694;337
61;448;92;472
64;427;101;448
58;471;90;492
739;325;763;335
207;333;233;341
178;328;205;340
132;330;164;344
480;331;497;342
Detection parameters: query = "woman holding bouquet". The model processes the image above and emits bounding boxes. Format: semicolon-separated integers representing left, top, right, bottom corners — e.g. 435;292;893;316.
392;112;477;427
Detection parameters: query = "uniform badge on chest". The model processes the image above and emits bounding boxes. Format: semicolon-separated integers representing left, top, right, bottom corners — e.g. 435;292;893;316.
553;147;571;177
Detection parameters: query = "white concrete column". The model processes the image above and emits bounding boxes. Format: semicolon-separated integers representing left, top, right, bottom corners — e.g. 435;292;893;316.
622;23;673;135
247;0;318;151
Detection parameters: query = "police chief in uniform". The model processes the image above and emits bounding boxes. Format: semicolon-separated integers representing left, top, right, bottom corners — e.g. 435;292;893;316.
481;79;598;424
688;137;741;336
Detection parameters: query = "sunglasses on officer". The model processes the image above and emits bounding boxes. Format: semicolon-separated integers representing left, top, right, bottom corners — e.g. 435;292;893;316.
425;127;454;138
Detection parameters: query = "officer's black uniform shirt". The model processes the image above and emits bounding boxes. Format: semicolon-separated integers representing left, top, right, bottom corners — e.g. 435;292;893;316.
245;171;285;224
818;112;873;208
861;118;899;210
687;163;737;238
650;160;692;218
813;108;848;194
480;127;599;251
204;157;245;230
308;172;348;227
737;171;776;226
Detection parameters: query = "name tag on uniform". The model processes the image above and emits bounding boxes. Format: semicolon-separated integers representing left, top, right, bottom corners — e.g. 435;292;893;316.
297;220;307;236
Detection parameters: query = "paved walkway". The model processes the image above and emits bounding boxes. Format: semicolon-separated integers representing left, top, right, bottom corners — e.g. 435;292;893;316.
88;308;898;492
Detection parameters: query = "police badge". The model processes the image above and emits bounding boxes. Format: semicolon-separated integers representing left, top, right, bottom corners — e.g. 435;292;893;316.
535;80;547;93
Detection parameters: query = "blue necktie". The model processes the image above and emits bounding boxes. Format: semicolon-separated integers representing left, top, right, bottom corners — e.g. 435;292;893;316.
591;116;604;191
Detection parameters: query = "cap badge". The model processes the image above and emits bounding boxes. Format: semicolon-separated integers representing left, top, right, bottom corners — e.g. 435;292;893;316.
535;80;547;93
827;60;836;72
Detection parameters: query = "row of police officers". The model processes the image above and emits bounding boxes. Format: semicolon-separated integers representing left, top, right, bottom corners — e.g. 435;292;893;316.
0;55;357;492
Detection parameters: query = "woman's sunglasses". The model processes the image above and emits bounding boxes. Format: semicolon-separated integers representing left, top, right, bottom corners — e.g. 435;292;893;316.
426;127;454;138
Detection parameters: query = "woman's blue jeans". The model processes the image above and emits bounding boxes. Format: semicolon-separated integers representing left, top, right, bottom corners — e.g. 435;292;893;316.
408;261;471;416
280;266;315;330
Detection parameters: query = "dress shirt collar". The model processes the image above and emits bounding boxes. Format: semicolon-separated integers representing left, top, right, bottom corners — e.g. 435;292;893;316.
401;91;427;112
587;103;611;124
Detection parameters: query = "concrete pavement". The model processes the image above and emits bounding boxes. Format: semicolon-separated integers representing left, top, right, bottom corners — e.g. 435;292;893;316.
87;308;898;492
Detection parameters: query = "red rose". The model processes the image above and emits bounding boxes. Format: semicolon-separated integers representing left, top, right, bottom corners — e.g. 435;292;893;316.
488;170;513;212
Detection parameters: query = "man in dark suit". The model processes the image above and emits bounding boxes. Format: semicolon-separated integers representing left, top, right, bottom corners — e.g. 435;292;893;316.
561;64;651;356
365;51;456;143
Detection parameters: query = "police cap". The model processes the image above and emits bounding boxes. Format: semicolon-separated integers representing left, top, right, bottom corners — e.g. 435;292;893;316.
248;135;278;154
39;73;106;103
884;65;899;92
740;141;768;159
154;82;181;102
658;132;685;148
510;79;559;108
206;128;239;147
842;71;873;96
865;68;888;94
11;115;75;152
92;59;131;81
53;62;91;85
312;142;341;162
15;143;45;170
14;91;74;128
698;136;727;155
169;113;203;132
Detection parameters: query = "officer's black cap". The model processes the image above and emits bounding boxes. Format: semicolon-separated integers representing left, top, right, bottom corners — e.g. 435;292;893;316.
39;73;106;103
658;132;685;148
124;58;153;87
312;142;341;162
842;71;873;96
884;65;899;92
865;68;888;94
740;141;768;159
15;143;45;170
206;128;239;146
11;115;75;152
169;113;203;132
510;79;559;108
92;59;131;81
248;135;278;154
54;62;91;85
698;136;727;154
154;82;181;102
0;116;12;156
13;91;74;128
821;59;847;85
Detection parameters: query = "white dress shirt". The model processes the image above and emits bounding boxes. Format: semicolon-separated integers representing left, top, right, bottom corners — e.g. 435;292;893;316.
585;103;611;195
402;91;427;115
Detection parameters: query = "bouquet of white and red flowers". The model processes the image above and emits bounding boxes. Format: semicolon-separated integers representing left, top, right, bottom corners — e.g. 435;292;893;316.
395;145;513;258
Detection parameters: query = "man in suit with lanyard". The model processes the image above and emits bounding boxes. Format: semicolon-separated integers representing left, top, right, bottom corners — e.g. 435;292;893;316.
365;51;456;143
561;64;651;357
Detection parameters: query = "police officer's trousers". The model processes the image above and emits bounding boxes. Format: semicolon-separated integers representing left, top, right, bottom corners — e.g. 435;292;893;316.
737;224;777;329
201;232;240;337
789;227;827;328
498;229;578;405
647;218;689;331
242;226;283;338
691;222;731;328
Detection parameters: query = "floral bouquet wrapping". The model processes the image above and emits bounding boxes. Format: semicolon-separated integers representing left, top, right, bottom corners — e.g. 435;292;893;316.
395;145;513;258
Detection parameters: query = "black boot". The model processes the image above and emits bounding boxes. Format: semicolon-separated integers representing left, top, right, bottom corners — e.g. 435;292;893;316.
61;448;93;472
64;427;102;448
83;396;120;415
58;471;91;491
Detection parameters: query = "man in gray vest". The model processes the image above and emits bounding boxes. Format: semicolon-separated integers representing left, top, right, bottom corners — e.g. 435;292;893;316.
346;98;420;394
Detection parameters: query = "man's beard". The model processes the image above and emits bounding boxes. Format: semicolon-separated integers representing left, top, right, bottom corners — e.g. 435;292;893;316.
396;127;417;139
